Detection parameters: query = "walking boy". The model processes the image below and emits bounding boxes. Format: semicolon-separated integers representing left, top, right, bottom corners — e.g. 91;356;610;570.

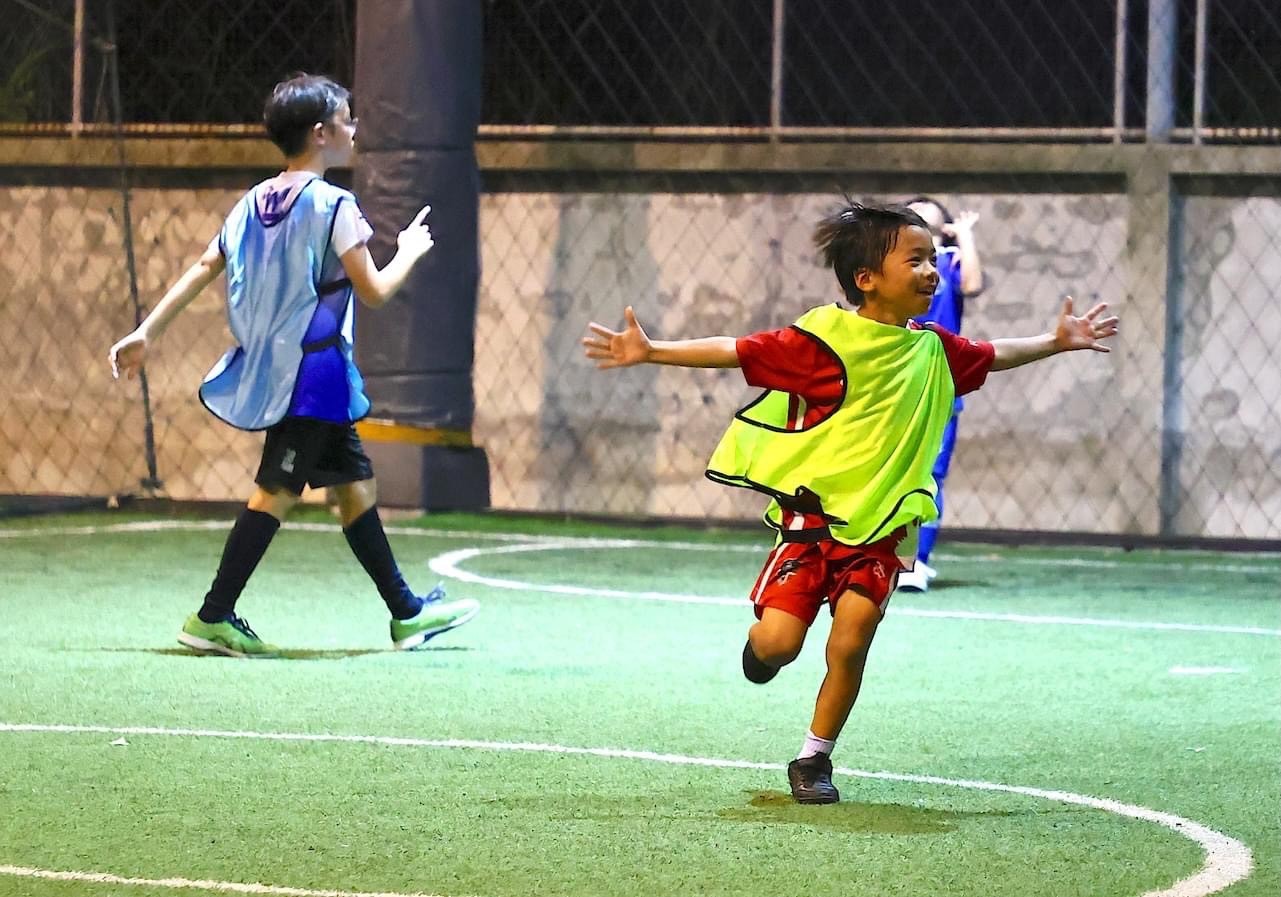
583;201;1117;803
109;74;478;657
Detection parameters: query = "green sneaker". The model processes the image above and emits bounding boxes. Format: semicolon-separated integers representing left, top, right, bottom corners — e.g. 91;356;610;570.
178;613;280;658
390;585;479;650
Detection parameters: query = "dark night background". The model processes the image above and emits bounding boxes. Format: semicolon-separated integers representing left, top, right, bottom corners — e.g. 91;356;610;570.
5;0;1278;130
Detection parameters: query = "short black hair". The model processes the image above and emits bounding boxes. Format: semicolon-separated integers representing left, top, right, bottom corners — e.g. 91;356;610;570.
263;73;351;157
812;200;929;306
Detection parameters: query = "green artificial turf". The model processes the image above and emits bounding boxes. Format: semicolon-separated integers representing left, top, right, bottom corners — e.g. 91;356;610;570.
0;510;1277;897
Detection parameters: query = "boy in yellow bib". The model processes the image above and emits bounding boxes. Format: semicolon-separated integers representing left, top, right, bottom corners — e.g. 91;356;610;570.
584;201;1119;804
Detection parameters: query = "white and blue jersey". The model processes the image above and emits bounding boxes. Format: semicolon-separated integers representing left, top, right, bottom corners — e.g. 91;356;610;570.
913;244;965;412
199;175;372;431
912;243;968;563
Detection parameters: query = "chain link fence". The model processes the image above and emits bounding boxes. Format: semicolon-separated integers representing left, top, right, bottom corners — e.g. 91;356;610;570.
2;1;1278;542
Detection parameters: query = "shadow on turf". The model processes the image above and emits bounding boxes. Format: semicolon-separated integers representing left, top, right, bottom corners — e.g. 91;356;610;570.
718;790;1026;834
92;646;473;661
927;578;988;590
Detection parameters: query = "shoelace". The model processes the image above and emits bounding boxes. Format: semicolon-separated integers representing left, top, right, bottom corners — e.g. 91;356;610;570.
228;615;262;640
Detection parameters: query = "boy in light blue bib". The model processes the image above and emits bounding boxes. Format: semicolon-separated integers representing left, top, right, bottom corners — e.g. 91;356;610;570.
110;74;478;657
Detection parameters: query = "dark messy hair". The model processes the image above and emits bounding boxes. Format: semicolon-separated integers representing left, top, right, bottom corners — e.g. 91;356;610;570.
812;199;929;306
263;73;351;157
904;195;957;247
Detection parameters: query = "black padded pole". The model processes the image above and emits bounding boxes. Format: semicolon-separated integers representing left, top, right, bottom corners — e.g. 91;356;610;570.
353;0;488;509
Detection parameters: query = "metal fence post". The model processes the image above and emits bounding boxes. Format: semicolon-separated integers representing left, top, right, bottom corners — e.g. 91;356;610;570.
1146;0;1176;141
769;0;785;140
1193;0;1209;145
71;0;84;134
1114;0;1128;143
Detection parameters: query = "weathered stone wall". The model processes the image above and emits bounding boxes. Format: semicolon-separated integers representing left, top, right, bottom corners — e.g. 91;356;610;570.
2;164;1276;538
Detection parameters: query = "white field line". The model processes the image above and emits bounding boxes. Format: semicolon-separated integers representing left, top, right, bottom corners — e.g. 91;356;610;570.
1169;667;1245;676
2;519;1278;575
427;543;1281;637
4;521;1274;635
0;722;1253;897
0;865;460;897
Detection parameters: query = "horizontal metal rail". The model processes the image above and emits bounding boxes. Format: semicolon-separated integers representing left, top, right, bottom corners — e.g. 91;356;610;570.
2;122;1279;143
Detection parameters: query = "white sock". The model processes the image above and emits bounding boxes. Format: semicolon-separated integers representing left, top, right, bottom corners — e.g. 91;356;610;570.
796;730;836;760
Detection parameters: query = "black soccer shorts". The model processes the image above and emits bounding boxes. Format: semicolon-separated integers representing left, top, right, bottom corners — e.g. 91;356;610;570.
255;417;374;495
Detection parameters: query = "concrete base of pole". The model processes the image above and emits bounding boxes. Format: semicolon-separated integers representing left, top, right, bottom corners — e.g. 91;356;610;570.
364;442;490;511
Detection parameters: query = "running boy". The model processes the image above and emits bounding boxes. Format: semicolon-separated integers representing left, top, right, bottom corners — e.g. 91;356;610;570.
109;74;478;657
582;201;1117;803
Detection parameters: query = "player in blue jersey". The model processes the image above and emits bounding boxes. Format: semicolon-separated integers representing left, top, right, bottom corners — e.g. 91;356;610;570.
108;74;478;656
897;197;985;592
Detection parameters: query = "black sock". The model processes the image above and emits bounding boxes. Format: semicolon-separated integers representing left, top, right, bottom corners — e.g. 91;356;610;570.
343;506;420;619
198;508;281;623
742;639;780;684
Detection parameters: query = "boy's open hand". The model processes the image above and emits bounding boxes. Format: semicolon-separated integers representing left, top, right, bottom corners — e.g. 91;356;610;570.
583;306;652;368
942;209;979;238
396;205;434;259
108;331;147;380
1054;297;1119;352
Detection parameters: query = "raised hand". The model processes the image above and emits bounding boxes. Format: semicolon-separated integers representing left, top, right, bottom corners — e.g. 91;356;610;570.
1054;296;1120;353
109;330;148;380
396;204;434;259
582;306;652;368
942;210;979;238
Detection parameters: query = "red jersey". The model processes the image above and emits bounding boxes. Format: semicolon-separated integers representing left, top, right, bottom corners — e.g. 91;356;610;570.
736;320;993;426
733;318;995;534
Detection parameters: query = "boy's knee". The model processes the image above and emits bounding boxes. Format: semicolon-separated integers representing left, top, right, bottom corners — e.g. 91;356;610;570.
826;628;874;666
757;640;803;667
333;478;378;526
749;617;807;667
827;592;881;659
248;485;298;520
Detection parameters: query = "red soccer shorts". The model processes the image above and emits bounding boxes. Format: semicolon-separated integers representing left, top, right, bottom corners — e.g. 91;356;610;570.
748;529;907;624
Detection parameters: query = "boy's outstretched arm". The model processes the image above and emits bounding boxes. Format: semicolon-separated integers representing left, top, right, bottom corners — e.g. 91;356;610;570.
989;297;1119;371
583;306;739;369
341;204;433;308
108;242;226;380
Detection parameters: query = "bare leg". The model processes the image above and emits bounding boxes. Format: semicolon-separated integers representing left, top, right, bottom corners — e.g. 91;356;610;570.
748;607;810;667
247;485;300;521
808;588;882;741
331;478;377;527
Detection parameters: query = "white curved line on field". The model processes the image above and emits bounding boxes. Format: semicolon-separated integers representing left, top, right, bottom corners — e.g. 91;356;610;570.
0;722;1254;897
0;865;459;897
427;542;1281;637
1;519;1278;575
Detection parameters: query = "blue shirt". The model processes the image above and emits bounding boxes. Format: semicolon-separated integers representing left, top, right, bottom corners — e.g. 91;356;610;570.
914;244;964;334
913;244;966;411
199;177;371;430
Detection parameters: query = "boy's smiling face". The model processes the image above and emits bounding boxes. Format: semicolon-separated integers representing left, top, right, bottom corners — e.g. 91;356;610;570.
855;224;939;324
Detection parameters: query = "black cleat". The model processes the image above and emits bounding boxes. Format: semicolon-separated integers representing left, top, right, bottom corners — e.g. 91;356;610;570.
788;752;840;804
742;640;778;684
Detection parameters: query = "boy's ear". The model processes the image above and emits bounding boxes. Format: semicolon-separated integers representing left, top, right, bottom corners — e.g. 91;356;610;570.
853;266;876;292
311;121;326;146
